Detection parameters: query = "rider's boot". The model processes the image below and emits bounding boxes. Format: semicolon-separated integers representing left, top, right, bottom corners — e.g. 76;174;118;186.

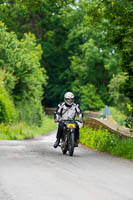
74;140;78;147
53;139;60;148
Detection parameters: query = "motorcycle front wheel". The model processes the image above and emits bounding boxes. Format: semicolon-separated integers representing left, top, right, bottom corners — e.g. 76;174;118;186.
61;137;67;154
68;132;75;156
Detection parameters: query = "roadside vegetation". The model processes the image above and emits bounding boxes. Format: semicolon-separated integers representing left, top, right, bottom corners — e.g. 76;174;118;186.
0;23;56;139
80;127;133;160
109;107;127;126
0;115;56;140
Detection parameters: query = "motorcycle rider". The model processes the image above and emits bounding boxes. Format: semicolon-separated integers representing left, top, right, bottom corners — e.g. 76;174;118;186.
54;92;83;148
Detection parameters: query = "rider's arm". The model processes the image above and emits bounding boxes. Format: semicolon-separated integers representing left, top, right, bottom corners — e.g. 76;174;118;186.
54;103;63;122
76;104;83;122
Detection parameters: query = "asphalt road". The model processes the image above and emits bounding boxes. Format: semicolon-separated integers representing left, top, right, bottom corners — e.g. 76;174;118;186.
0;130;133;200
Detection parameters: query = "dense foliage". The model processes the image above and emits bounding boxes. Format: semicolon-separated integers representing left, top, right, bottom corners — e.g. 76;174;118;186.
0;71;18;124
0;22;47;125
0;0;132;115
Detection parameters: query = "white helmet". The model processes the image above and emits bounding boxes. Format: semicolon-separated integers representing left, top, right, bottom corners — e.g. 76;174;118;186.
64;92;74;106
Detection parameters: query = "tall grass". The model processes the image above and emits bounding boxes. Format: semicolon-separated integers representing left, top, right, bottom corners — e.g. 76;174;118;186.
0;115;57;140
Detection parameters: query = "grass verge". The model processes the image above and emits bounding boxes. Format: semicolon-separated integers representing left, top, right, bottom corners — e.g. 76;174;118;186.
79;127;133;160
0;115;57;140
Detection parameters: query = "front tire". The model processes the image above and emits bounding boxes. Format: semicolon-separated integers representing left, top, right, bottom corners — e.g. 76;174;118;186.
68;132;75;156
61;136;67;155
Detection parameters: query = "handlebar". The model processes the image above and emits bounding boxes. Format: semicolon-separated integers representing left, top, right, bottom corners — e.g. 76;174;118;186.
55;119;83;123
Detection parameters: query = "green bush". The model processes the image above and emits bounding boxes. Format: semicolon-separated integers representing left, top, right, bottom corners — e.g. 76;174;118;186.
17;102;44;126
80;127;118;152
112;139;133;159
0;22;47;127
0;23;47;104
109;107;127;126
0;79;18;124
72;83;104;111
79;127;133;159
125;104;133;131
108;72;130;113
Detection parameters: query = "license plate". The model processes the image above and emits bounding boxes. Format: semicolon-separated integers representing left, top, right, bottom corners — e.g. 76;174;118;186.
67;124;76;128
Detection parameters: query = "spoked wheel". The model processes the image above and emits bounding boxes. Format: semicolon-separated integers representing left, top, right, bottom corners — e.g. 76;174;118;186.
68;132;75;156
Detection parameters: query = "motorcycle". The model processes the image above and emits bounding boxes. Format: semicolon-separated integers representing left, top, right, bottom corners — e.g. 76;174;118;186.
59;120;82;156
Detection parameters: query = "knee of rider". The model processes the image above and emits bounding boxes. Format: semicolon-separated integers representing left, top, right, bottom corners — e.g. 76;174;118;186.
59;122;64;128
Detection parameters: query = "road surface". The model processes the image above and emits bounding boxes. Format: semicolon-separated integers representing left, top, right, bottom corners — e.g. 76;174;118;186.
0;130;133;200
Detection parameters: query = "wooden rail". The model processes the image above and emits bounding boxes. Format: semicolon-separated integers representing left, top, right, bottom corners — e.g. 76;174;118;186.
44;107;131;138
84;117;131;138
44;107;56;114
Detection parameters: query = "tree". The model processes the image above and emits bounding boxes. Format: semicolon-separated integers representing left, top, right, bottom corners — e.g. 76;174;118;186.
100;0;133;102
62;0;120;108
0;22;47;125
0;0;132;112
0;0;75;106
108;72;130;112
